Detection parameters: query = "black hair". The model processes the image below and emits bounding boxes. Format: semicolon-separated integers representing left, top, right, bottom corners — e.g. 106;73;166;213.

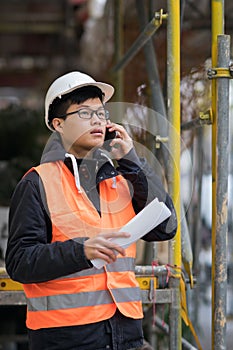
48;85;104;127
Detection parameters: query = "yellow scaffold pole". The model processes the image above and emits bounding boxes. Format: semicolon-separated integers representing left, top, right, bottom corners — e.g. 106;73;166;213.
167;1;181;349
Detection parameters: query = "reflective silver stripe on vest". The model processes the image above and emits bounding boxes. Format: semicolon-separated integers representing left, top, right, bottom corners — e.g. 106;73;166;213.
110;287;141;303
55;257;135;280
26;286;141;312
27;290;114;311
106;257;135;273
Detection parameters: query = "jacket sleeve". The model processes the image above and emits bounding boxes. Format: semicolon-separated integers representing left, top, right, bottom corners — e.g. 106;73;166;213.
117;148;177;241
5;172;92;284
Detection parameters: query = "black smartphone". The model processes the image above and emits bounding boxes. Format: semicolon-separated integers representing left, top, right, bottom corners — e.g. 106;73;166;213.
103;128;116;151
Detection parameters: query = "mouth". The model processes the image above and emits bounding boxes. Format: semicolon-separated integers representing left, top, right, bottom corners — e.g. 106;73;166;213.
90;128;104;136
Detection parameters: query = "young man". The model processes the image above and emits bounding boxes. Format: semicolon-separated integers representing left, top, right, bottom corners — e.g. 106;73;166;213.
6;71;177;350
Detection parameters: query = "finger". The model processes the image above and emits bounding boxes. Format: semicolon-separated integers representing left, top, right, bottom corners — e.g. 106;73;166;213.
114;231;131;238
108;123;129;138
101;240;128;257
110;245;126;257
110;138;123;147
95;252;116;264
96;248;118;263
104;241;127;257
110;140;133;158
100;247;117;260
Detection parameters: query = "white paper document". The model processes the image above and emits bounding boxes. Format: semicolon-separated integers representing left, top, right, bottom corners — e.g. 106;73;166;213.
91;197;171;269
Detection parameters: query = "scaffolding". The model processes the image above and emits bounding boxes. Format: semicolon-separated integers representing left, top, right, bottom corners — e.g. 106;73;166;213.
0;1;232;349
111;0;231;349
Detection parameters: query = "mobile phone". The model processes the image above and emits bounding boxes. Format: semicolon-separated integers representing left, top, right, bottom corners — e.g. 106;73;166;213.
103;128;116;151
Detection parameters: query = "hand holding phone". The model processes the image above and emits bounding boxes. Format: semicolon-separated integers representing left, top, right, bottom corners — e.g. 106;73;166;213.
103;122;133;158
103;127;116;151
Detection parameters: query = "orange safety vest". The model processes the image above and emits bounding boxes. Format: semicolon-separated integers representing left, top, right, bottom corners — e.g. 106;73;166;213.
23;161;143;330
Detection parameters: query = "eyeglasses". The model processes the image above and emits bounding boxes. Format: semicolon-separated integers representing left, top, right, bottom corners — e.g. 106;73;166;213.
59;107;110;120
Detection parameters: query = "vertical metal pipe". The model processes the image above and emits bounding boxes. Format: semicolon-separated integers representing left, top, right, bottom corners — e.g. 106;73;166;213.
192;129;204;327
213;34;230;350
113;0;124;106
167;0;181;349
135;0;165;267
211;1;224;349
168;276;181;350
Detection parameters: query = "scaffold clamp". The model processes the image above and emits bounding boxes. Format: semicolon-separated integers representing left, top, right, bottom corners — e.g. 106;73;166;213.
155;135;169;149
154;9;168;26
207;66;233;79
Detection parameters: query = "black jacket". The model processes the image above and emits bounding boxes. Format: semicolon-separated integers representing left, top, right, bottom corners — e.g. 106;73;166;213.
6;132;177;284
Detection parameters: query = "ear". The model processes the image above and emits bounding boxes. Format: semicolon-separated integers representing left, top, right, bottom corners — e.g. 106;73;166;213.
52;118;64;133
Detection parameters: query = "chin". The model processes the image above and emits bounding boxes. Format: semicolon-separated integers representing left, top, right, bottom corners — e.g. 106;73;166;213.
92;140;104;148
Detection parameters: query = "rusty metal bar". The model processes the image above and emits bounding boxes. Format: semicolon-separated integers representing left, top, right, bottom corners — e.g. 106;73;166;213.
135;264;170;276
213;34;230;350
168;276;181;350
181;110;213;130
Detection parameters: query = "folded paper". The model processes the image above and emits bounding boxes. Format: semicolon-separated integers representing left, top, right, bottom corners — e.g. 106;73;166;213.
91;197;171;269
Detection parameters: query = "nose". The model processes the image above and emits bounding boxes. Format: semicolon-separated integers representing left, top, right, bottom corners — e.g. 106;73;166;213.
90;112;100;124
90;112;105;125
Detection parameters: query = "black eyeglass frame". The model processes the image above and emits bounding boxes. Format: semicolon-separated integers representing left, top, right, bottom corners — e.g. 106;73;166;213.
57;107;110;120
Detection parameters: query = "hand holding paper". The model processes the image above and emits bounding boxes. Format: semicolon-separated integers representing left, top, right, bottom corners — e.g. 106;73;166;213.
91;197;171;269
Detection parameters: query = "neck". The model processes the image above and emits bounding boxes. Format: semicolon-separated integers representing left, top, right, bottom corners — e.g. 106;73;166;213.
66;147;95;159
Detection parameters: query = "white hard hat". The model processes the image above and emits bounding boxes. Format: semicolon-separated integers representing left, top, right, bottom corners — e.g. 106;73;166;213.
44;71;115;131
